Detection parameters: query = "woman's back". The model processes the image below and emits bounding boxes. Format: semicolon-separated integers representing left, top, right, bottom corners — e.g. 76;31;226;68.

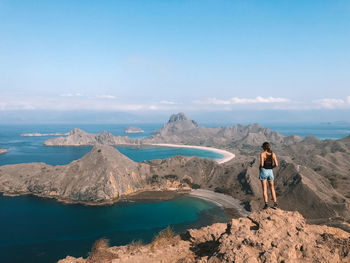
262;152;274;169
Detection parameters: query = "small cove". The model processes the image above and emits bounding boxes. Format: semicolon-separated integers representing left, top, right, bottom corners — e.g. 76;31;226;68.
0;194;228;263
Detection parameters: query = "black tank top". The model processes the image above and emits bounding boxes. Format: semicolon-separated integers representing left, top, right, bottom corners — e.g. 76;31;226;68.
263;152;273;169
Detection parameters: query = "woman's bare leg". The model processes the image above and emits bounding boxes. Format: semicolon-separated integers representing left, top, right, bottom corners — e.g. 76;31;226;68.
261;180;268;203
268;180;277;203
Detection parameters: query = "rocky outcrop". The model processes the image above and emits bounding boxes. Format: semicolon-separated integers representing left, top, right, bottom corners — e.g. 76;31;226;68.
0;145;149;203
43;113;302;147
124;126;144;134
44;128;139;146
243;156;350;222
144;114;302;147
0;148;7;154
58;209;350;263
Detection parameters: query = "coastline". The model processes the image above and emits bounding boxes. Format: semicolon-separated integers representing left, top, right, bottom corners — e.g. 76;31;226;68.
148;143;235;164
187;189;249;218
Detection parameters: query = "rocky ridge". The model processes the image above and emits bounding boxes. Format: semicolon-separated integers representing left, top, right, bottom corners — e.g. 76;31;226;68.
58;208;350;263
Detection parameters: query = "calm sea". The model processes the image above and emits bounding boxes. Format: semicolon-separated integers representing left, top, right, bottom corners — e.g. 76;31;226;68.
0;122;349;263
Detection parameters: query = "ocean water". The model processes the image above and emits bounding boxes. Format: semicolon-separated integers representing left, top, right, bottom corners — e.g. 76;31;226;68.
0;195;226;263
0;122;349;263
0;124;222;166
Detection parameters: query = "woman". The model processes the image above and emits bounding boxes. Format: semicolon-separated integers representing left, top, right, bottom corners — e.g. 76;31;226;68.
259;142;278;209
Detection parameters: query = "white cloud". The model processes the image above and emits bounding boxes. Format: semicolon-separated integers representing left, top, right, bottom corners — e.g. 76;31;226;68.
159;100;177;105
314;98;345;109
347;96;350;104
149;105;158;110
97;95;116;99
231;96;289;104
195;96;290;105
60;93;82;97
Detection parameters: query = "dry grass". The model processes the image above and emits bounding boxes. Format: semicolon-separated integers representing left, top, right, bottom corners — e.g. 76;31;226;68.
86;238;115;263
151;226;177;250
128;239;144;252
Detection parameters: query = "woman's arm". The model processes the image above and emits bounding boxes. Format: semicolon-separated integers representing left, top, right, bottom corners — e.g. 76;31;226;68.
273;153;279;167
260;152;264;168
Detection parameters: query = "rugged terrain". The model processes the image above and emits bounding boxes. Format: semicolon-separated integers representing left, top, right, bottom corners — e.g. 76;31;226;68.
58;208;350;263
3;113;350;226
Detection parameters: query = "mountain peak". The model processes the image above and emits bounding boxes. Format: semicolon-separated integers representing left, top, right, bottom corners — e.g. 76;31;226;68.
69;128;87;135
168;112;198;126
168;112;189;122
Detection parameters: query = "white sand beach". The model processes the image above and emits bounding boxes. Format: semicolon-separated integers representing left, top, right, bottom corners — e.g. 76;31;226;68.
149;143;235;164
188;189;249;217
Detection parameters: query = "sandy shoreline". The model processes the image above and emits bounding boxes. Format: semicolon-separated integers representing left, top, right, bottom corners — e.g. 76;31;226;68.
187;189;249;217
149;143;235;164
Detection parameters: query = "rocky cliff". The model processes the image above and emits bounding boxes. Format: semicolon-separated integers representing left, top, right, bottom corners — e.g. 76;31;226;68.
58;208;350;263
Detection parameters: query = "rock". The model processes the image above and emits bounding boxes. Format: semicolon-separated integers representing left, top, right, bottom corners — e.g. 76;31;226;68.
58;209;350;263
0;148;7;154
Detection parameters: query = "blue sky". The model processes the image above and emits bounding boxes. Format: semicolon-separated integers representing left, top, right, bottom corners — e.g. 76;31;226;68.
0;0;349;113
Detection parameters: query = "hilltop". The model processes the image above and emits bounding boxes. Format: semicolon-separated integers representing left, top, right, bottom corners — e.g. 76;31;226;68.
58;208;350;263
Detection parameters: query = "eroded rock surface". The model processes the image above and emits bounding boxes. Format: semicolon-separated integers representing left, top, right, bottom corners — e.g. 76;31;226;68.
58;209;350;263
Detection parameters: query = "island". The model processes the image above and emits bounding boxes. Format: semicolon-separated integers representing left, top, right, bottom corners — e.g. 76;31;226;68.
0;148;7;154
124;126;144;134
21;132;69;137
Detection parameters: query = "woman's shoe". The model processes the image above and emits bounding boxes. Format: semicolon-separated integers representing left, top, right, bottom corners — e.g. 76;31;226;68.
272;202;278;209
263;203;269;210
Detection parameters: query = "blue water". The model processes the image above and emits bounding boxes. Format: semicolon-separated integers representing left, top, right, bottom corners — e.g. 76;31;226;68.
0;124;222;166
262;122;350;140
0;195;226;263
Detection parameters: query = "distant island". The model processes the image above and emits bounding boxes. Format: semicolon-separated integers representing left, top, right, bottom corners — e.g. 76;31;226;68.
0;148;7;154
21;132;69;137
44;112;302;147
124;126;144;134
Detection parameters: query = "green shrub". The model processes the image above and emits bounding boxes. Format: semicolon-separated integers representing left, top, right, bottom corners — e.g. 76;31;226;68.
214;187;230;194
164;174;178;180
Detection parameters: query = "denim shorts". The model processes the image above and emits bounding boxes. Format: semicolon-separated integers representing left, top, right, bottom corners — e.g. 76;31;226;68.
259;168;274;181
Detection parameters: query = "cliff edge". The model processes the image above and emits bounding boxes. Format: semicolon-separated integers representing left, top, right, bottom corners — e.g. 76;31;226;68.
58;208;350;263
